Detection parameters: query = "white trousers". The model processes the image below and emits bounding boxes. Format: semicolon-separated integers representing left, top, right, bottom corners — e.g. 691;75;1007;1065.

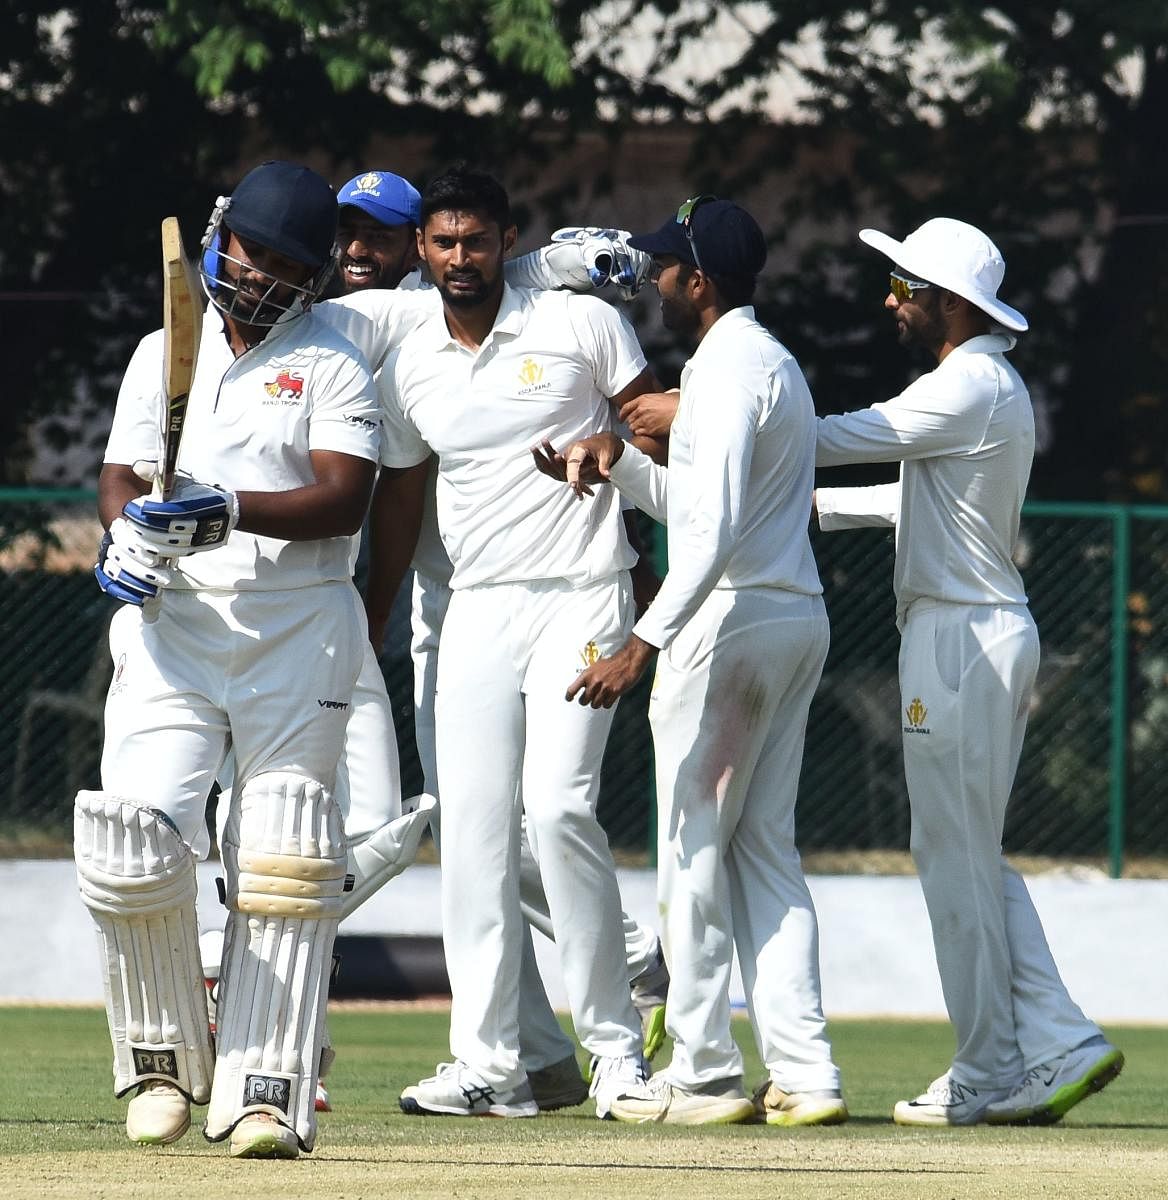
435;576;642;1088
900;601;1100;1089
412;571;658;1071
652;588;839;1093
103;582;364;853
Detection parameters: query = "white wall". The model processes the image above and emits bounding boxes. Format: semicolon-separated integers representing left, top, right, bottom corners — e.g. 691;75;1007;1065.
7;860;1165;1023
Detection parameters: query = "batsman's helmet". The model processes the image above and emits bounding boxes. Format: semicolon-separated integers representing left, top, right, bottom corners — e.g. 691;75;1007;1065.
199;161;339;325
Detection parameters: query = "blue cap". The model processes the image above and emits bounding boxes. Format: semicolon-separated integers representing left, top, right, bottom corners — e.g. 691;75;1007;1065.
337;171;421;227
629;199;767;278
225;161;337;269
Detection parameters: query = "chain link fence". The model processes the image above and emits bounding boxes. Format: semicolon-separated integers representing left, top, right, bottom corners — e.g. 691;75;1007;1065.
3;491;1165;875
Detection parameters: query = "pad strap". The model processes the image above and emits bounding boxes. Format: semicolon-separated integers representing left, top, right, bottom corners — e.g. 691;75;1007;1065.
74;791;214;1103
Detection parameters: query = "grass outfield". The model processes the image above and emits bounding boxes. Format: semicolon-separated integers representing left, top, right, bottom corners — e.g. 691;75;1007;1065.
2;1006;1165;1199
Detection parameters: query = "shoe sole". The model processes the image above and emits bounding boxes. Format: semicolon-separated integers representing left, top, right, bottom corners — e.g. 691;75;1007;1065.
985;1050;1125;1126
762;1102;850;1128
229;1130;299;1159
127;1117;191;1147
642;1005;668;1062
609;1099;756;1126
399;1096;538;1118
892;1102;985;1127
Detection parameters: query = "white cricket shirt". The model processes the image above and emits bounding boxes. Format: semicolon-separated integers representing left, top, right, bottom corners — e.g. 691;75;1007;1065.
607;307;822;650
815;332;1034;622
379;284;645;588
104;305;380;591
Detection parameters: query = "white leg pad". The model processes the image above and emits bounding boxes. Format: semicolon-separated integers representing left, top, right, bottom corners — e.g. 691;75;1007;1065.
204;772;347;1152
339;793;437;919
74;791;214;1104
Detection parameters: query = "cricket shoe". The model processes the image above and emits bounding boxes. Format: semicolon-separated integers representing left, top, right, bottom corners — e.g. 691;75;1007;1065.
528;1053;589;1111
893;1072;1009;1126
229;1113;299;1159
125;1081;191;1146
589;1052;652;1119
609;1073;754;1126
630;940;670;1062
753;1081;849;1127
400;1061;539;1117
984;1037;1124;1126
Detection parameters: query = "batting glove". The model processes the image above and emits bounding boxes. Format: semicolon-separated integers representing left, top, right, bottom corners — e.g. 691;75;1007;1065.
95;520;177;605
122;478;239;556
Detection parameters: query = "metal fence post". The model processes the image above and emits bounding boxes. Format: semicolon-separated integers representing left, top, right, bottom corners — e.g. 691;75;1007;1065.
1108;506;1130;878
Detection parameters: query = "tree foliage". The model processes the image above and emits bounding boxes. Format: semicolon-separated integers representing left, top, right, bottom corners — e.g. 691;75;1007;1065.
2;1;1166;497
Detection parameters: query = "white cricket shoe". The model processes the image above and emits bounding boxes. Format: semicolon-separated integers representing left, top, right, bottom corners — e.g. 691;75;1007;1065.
589;1053;652;1120
629;940;670;1062
984;1037;1124;1125
229;1112;299;1159
609;1074;754;1126
893;1072;1009;1126
125;1081;191;1145
399;1061;539;1117
528;1054;589;1111
753;1081;849;1127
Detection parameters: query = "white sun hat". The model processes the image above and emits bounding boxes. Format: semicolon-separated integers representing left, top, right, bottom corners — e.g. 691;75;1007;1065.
859;217;1028;333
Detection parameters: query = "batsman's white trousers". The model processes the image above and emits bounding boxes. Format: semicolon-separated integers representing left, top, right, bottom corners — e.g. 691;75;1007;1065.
652;588;841;1093
900;600;1101;1089
102;582;364;854
435;575;642;1088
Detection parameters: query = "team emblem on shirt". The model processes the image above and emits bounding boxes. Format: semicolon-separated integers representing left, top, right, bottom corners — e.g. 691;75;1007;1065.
264;369;304;401
580;640;601;667
108;653;128;698
903;697;931;734
517;358;550;395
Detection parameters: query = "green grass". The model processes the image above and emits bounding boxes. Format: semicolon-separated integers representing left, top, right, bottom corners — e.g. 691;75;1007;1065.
2;1006;1165;1199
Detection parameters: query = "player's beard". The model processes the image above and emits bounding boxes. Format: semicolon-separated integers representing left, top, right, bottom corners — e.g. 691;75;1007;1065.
660;289;701;339
438;266;497;309
895;297;946;357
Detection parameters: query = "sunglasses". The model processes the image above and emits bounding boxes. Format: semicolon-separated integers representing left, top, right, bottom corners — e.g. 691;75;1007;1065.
889;271;932;304
676;194;716;273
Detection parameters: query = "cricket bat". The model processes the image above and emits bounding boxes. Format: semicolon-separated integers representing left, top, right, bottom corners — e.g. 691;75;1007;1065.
159;215;202;500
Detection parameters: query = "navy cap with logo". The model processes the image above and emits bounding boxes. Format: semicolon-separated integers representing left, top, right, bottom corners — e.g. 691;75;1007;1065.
629;197;767;278
224;161;337;269
337;170;421;228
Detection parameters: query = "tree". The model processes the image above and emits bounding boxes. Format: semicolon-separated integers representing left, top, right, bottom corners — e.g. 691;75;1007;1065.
3;2;1166;498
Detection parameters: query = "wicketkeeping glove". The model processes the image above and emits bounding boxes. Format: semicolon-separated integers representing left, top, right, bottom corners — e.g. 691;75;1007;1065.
547;227;651;300
122;478;239;556
95;519;177;605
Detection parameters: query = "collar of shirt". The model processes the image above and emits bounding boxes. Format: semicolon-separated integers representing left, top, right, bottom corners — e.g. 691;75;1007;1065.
413;280;530;355
944;331;1017;360
681;304;758;389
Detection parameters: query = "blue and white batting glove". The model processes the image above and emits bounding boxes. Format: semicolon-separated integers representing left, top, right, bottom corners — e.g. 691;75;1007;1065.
95;519;177;605
122;478;239;556
548;227;651;300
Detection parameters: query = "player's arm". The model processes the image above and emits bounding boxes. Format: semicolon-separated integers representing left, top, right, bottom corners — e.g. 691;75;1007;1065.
815;482;900;529
364;459;431;651
620;388;679;448
98;463;151;529
609;368;669;464
235;450;376;540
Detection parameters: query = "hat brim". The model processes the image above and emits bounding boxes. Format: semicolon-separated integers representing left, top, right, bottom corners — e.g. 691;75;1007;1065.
338;194;416;228
859;228;1028;333
628;225;697;267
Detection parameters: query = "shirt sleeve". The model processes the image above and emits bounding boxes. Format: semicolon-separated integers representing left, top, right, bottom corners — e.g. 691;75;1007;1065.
607;442;669;524
305;340;381;462
317;288;437;373
815;362;993;467
505;247;563;291
377;352;432;469
631;362;761;649
816;483;900;530
104;330;166;466
567;295;647;399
